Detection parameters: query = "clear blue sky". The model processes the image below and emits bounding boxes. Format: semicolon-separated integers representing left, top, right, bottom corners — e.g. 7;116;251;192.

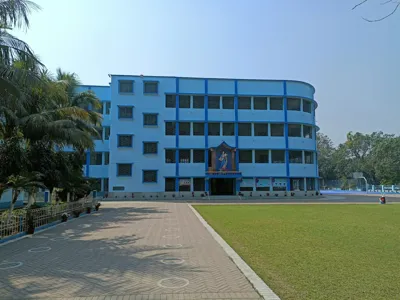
15;0;400;144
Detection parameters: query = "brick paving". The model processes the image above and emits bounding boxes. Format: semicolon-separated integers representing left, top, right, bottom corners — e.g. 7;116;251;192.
0;202;261;300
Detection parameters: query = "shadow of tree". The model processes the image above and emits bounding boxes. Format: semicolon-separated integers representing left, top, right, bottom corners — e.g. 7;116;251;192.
0;205;204;298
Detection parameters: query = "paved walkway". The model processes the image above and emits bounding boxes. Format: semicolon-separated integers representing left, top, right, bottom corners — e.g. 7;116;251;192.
0;202;261;300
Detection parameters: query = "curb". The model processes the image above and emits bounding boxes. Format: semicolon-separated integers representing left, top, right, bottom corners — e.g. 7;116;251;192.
188;204;280;300
0;211;96;247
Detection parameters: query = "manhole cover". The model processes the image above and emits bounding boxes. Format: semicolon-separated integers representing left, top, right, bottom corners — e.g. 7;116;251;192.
163;244;183;249
50;236;69;241
162;235;180;239
0;262;23;270
28;247;51;253
157;277;189;289
160;258;185;265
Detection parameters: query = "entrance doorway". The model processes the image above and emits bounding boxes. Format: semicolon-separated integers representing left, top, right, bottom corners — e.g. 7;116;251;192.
210;178;235;195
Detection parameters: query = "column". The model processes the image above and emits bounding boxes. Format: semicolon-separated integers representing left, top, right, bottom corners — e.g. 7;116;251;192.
175;78;180;192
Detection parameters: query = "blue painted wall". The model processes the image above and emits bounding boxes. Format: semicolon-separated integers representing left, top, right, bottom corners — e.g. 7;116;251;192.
78;76;319;193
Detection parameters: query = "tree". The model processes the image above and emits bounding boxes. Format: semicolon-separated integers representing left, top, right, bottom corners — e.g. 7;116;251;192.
5;172;45;220
316;133;336;184
352;0;399;22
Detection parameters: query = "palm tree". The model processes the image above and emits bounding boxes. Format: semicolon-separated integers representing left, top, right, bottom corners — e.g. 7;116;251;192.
0;0;43;98
6;172;45;220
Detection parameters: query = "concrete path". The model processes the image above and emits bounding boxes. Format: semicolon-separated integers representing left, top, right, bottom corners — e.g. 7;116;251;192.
0;202;261;300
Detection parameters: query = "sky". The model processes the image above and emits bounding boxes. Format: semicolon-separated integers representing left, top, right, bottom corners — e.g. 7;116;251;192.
14;0;400;145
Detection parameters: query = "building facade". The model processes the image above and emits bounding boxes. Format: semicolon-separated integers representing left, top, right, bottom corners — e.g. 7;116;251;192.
78;75;319;196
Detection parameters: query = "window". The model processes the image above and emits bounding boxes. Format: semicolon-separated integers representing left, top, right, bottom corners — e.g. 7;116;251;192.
104;127;110;140
90;152;102;165
165;122;176;135
166;94;176;108
303;125;313;139
179;150;190;163
305;151;314;164
193;122;204;136
239;150;252;163
306;178;315;190
179;122;190;135
118;135;133;147
105;102;111;114
143;113;157;126
208;122;220;136
193;178;205;191
222;96;234;109
144;81;158;94
165;149;176;163
303;100;312;113
288;124;302;137
271;124;284;136
238;123;251;136
255;150;269;163
143;142;157;154
179;95;190;108
117;164;132;176
104;152;110;165
238;97;251;109
289;151;303;163
208;96;220;109
254;97;268;110
193;96;204;108
270;97;283;110
179;178;191;192
254;123;268;136
118;106;133;119
193;150;205;163
119;80;133;93
113;186;125;191
165;178;175;192
271;150;285;163
104;178;109;192
287;97;301;111
223;123;235;136
290;178;304;191
143;170;157;183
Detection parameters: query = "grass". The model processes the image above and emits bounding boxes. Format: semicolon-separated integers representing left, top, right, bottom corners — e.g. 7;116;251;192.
194;204;400;300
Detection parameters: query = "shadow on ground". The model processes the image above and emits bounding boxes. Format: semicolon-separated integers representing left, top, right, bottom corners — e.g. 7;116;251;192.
0;205;203;299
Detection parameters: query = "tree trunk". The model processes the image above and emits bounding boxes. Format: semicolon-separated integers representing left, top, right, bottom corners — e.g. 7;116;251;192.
67;192;70;203
27;192;36;207
7;190;20;222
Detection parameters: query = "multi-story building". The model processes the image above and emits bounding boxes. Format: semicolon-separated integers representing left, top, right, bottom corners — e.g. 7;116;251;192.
78;75;319;196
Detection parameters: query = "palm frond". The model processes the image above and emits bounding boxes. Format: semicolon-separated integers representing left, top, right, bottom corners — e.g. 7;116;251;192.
0;30;41;66
0;0;41;30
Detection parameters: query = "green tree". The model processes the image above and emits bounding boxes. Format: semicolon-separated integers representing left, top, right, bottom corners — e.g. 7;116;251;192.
316;133;336;185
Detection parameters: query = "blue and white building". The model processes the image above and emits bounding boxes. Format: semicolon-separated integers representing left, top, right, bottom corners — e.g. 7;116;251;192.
78;75;319;196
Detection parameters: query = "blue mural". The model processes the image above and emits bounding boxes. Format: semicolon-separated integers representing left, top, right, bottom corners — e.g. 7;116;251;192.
215;142;234;172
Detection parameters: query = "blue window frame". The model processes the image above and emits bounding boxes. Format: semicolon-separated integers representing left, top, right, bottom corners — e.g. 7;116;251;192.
118;80;134;94
117;134;133;148
118;106;134;119
143;170;157;183
143;81;159;94
143;142;158;154
143;113;158;126
117;163;132;177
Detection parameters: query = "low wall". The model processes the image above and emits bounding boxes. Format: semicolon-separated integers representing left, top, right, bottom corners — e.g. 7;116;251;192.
99;191;320;201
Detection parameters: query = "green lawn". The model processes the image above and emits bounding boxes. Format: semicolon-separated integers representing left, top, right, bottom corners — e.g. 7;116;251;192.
194;204;400;300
